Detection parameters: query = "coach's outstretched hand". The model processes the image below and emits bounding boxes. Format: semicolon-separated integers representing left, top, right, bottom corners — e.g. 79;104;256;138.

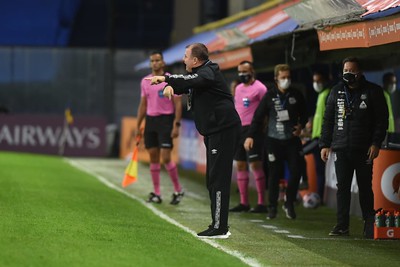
145;76;165;85
163;86;174;100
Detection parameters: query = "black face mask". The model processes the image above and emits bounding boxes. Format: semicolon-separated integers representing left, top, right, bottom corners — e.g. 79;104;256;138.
239;74;252;84
342;72;358;86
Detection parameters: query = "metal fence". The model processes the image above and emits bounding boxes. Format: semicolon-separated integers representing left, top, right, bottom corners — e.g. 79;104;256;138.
0;47;149;124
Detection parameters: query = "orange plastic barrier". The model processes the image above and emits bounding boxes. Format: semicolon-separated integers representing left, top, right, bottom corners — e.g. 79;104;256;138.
372;149;400;210
374;227;400;239
299;152;318;198
304;153;318;193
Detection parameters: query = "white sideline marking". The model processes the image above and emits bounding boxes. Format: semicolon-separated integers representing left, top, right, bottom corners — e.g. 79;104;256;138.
67;159;263;267
250;220;264;223
260;223;380;241
287;235;305;239
274;230;290;234
261;225;278;229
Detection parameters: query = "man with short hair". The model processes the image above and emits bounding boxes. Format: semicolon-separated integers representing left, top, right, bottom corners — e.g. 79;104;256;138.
136;51;184;205
245;64;307;220
320;57;388;238
147;43;241;239
229;61;268;213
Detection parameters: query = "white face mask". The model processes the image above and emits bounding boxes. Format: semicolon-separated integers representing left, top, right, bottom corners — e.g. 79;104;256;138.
278;78;291;90
313;82;324;93
387;83;397;94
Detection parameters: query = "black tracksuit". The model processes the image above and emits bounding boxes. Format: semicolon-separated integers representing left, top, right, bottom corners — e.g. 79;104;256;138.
165;60;241;231
248;85;307;208
319;77;388;228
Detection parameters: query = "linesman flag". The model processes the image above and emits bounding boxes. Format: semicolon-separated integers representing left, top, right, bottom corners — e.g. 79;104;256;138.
122;135;141;187
59;106;74;156
65;107;74;125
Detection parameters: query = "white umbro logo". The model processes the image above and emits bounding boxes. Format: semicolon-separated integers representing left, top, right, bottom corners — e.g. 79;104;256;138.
211;149;218;154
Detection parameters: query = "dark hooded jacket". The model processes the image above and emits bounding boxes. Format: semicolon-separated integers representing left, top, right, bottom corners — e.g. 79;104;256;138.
164;60;240;136
319;76;388;151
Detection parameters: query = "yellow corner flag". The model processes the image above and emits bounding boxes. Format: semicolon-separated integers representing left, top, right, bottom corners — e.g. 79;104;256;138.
65;108;74;125
122;135;141;187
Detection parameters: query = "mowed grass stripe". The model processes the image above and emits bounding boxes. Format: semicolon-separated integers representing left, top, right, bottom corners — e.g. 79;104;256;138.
67;159;263;267
0;152;247;267
71;158;400;267
70;158;342;266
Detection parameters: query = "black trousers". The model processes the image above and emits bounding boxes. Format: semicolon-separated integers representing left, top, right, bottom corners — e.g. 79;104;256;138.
334;149;375;228
267;137;303;207
204;125;240;230
312;145;326;201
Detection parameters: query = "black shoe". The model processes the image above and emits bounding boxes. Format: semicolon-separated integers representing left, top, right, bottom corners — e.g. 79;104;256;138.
170;191;184;205
266;206;277;219
146;192;162;204
229;203;250;212
329;225;349;236
282;202;296;219
197;226;231;239
363;216;374;239
250;204;268;213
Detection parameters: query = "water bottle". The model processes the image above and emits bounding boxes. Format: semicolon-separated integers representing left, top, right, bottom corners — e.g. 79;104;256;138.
375;211;384;227
385;211;394;227
394;211;400;228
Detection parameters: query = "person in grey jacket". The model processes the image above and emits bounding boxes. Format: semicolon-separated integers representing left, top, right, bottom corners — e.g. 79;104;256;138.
244;64;307;221
147;43;241;239
320;57;388;238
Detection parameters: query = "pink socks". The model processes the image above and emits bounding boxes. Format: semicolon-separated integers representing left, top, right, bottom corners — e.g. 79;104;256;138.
150;163;161;195
164;162;181;193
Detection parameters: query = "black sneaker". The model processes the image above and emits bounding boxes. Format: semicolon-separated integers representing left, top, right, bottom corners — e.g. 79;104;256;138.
266;206;277;219
170;191;184;205
329;225;349;236
229;203;250;212
197;226;231;239
250;204;268;213
146;192;162;204
282;202;296;219
363;216;374;239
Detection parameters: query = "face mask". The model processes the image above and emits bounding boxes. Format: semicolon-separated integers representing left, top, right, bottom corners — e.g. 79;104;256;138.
386;83;397;94
239;73;251;84
342;72;358;86
313;82;324;93
278;78;291;90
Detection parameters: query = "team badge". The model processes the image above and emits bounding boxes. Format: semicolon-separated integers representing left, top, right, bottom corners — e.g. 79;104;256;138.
359;101;367;109
268;153;276;162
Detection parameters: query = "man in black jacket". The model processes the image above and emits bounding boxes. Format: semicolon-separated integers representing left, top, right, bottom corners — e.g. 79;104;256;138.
320;57;388;238
244;64;307;220
147;43;241;239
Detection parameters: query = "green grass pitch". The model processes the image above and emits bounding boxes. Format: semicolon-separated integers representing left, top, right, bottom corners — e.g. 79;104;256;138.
0;151;398;267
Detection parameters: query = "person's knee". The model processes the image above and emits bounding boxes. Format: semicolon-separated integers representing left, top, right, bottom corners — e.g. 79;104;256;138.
236;161;247;171
148;148;160;163
250;160;263;170
160;149;172;164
